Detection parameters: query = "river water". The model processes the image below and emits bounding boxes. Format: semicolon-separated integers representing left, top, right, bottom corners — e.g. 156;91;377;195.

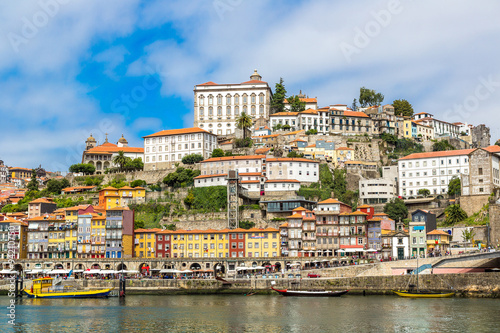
1;295;500;332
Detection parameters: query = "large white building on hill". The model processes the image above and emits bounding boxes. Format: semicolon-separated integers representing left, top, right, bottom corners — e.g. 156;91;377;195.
193;70;272;136
398;149;473;198
142;127;218;171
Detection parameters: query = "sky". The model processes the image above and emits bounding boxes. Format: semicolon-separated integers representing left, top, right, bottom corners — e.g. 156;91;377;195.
1;0;500;172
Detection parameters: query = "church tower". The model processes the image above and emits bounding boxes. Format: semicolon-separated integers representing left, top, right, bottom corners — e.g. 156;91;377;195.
85;134;97;150
249;69;262;81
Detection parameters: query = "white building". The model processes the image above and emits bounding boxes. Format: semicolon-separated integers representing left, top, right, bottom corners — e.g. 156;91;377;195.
398;149;473;198
0;160;7;184
193;70;272;136
359;178;398;205
269;109;330;134
284;94;317;110
413;112;460;138
194;155;318;191
143;127;218;171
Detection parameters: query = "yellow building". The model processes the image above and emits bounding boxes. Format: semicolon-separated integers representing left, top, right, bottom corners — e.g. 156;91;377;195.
168;229;230;259
134;228;161;258
244;228;280;258
61;205;89;259
426;230;451;255
99;186;146;209
48;218;67;259
91;214;106;258
334;147;354;167
403;119;413;139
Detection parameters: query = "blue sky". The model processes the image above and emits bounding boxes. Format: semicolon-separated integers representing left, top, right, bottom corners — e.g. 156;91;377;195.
1;0;500;172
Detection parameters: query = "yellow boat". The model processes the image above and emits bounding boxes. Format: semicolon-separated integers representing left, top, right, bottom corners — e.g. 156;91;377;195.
393;290;455;298
23;277;114;298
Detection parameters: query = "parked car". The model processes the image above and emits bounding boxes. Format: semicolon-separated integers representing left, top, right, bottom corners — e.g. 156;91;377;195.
307;273;321;278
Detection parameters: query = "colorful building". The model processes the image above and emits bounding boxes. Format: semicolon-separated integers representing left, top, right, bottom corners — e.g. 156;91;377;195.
91;214;106;258
156;230;172;258
98;186;145;210
426;230;451;255
134;228;162;258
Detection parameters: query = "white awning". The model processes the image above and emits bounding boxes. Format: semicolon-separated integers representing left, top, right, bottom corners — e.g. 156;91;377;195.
344;248;363;253
321;259;329;262
47;270;70;275
83;269;101;274
366;249;377;252
100;270;117;275
0;270;18;274
26;269;46;274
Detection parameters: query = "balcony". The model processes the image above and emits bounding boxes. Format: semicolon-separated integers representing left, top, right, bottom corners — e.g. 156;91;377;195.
302;246;316;251
303;227;315;231
316;232;338;237
302;236;316;241
106;224;122;229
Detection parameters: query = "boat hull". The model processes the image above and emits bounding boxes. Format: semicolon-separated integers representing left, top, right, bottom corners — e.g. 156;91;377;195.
23;288;114;298
272;287;348;297
393;290;454;298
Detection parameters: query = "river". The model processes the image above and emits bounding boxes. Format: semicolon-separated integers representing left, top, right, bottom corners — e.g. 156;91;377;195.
1;295;499;332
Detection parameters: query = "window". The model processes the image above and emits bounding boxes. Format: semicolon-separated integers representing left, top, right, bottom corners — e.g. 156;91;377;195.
479;168;483;175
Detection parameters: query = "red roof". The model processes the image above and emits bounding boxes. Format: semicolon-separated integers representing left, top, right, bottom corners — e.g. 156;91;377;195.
144;127;210;138
266;158;318;163
241;80;267;84
197;81;218;86
318;198;344;204
483;145;500;153
201;155;265;163
399;149;474;160
343;110;369;118
265;179;300;183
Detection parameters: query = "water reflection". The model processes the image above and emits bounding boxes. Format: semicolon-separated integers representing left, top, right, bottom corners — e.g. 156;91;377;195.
2;295;499;332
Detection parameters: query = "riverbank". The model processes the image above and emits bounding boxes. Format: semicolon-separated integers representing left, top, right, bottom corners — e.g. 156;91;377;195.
2;272;499;298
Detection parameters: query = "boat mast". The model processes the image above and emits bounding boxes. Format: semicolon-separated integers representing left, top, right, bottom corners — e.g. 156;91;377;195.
416;254;419;292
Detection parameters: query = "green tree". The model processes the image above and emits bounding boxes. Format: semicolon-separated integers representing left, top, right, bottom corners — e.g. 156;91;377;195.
224;151;233;157
164;224;177;231
351;98;358;111
130;179;147;188
273;123;283;131
239;220;256;229
134;219;145;230
287;151;304;158
392;99;414;117
461;228;476;244
286;95;306;112
46;178;70;194
182;154;204;165
448;177;461;197
444;204;468;226
418;188;431;198
211;148;225;158
123;157;144;172
234;137;252;148
184;190;195;208
270;78;287;114
112;151;128;172
282;124;291;131
27;169;39;192
495;139;500;147
305;129;318;135
359;87;384;107
163;167;201;189
432;140;456;152
332;169;347;199
69;163;96;175
384;198;408;221
236;112;253;139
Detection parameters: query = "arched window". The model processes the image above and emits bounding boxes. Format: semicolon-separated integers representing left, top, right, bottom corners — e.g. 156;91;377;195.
199;95;205;106
226;106;231;116
217;95;222;105
243;94;248;104
217;106;222;115
226;95;231;105
251;105;256;115
251;94;256;104
243;105;247;114
199;107;204;116
259;105;264;115
234;94;240;104
235;106;240;115
259;94;264;103
208;95;213;105
209;107;213;116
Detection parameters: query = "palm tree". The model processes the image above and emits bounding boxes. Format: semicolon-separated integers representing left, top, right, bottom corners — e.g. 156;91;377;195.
113;151;128;172
444;204;468;226
236;112;253;139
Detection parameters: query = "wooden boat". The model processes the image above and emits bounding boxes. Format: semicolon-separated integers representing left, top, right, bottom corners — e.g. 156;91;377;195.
24;277;114;299
393;256;454;298
393;290;454;298
271;286;348;297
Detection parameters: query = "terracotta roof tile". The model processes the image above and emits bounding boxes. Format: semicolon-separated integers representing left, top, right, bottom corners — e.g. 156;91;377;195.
143;127;210;138
399;149;474;160
202;155;265;163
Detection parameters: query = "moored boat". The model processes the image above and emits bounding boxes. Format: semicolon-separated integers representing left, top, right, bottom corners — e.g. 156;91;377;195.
271;286;348;297
23;277;114;298
393;290;454;298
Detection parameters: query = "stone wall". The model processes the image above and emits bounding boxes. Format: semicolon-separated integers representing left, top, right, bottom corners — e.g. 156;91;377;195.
163;209;281;230
459;194;490;216
490;203;500;248
5;273;498;297
471;124;491;148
